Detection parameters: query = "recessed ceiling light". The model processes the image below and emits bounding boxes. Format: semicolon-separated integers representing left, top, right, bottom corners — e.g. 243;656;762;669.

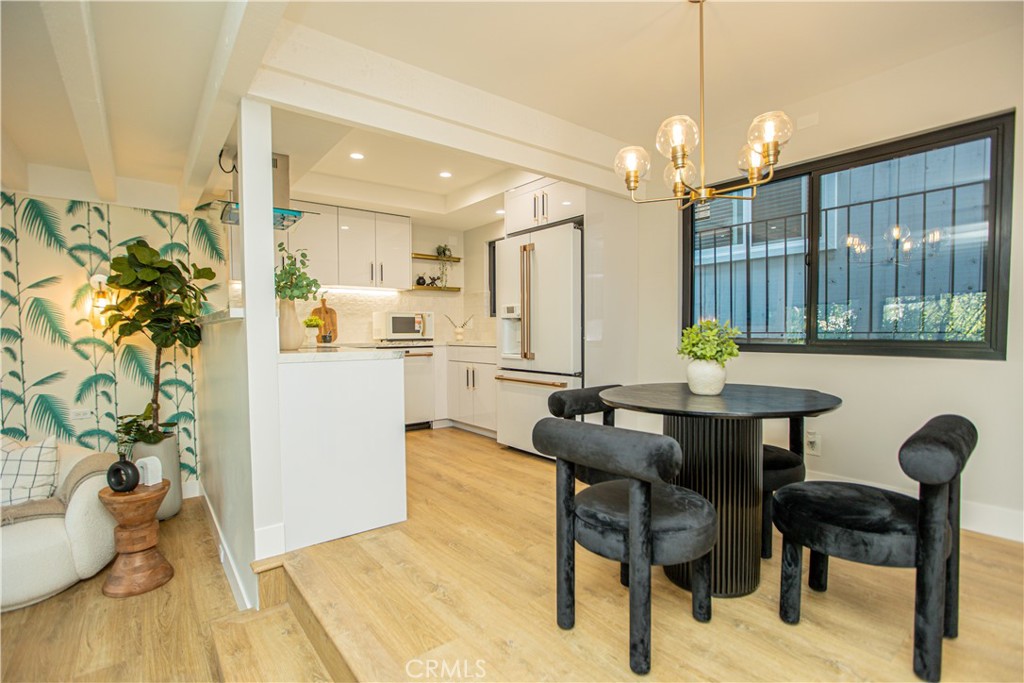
561;201;572;206
495;209;506;215
439;171;452;178
350;152;364;160
340;225;350;230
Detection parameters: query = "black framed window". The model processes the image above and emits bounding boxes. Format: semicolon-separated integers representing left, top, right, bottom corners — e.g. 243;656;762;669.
684;111;1014;360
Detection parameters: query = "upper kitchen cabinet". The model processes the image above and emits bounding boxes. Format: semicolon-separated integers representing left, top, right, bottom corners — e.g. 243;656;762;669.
289;201;340;286
334;208;412;290
337;207;378;288
504;178;585;234
373;213;413;290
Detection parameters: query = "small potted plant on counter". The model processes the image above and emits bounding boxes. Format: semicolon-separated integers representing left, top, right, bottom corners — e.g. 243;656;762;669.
678;318;740;396
302;315;324;348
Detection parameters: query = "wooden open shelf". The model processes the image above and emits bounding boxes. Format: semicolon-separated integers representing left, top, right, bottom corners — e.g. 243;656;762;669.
411;252;462;262
411;285;461;292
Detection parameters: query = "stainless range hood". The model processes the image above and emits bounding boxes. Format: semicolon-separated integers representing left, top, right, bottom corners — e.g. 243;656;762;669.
220;153;305;230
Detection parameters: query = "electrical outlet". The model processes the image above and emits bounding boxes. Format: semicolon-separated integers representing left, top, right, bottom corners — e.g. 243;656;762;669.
70;409;94;421
805;431;821;457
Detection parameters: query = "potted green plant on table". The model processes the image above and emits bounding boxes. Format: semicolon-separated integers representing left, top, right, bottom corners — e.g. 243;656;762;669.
275;242;321;350
678;319;740;396
103;240;214;517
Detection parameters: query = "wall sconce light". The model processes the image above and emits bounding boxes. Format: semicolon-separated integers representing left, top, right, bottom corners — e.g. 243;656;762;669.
89;273;111;329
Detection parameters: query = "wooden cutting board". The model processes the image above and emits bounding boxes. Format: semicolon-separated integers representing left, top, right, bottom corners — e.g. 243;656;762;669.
311;298;338;342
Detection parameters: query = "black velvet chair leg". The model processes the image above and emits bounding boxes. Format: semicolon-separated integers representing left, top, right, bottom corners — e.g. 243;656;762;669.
944;477;961;639
761;490;774;559
780;536;803;624
690;552;712;623
556;459;576;630
628;480;653;675
914;485;949;682
809;550;829;592
620;562;629;587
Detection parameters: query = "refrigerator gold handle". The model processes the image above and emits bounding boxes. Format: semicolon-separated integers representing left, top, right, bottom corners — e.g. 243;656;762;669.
520;243;535;360
494;375;568;389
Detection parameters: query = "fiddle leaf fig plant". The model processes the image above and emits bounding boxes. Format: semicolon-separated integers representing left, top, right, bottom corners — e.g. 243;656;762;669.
678;319;741;366
103;239;215;438
275;242;321;301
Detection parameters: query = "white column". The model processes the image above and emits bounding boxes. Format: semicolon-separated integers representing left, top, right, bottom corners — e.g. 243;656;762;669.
237;97;286;559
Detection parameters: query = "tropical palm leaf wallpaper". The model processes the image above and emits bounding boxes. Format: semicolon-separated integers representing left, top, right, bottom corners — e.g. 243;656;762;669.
1;192;226;482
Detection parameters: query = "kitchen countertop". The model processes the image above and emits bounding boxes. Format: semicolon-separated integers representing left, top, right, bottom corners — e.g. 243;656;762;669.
279;346;403;363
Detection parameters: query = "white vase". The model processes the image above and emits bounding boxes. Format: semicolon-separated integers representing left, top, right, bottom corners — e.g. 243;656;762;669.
278;299;304;351
132;436;181;520
687;359;727;396
453;327;465;342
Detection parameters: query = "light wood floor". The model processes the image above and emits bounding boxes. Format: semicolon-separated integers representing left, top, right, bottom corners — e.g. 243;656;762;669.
2;427;1022;682
1;497;238;682
292;428;1024;682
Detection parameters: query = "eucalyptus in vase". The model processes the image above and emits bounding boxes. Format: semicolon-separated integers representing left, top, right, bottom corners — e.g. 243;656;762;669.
275;242;321;351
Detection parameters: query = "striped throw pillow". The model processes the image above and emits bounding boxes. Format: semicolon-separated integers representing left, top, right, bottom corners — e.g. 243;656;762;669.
1;436;59;506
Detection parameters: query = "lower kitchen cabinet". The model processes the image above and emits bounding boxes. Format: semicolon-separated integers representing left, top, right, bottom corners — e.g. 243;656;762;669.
447;347;496;431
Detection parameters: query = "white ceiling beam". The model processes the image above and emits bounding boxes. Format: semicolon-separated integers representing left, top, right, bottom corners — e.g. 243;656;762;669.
293;172;446;215
178;1;287;213
444;169;542;214
252;22;628;197
40;1;117;202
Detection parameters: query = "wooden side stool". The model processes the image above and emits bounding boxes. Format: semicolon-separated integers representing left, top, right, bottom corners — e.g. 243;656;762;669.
98;479;175;598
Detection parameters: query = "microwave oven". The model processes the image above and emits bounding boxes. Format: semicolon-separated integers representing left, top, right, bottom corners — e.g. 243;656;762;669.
372;311;434;341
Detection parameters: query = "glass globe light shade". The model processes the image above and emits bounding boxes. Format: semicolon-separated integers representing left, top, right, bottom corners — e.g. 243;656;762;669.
663;160;697;191
747;111;794;149
737;144;764;172
613;146;651;179
655;115;699;159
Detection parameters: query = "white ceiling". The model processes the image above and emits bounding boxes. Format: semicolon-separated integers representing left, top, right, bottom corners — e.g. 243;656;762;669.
3;1;1021;231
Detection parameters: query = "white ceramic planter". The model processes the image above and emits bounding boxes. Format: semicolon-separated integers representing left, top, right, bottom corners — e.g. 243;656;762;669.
687;359;727;396
132;436;181;520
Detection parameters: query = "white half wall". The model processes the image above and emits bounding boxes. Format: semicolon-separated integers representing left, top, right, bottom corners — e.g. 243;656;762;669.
637;25;1023;540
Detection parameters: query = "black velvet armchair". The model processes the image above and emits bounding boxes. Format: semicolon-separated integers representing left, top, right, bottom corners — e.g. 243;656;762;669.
533;417;717;675
771;414;978;682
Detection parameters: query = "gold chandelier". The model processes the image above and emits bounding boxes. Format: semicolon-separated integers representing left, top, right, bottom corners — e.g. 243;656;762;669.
614;0;794;210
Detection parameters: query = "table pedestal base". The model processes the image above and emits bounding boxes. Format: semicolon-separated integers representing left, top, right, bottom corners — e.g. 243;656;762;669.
663;415;762;597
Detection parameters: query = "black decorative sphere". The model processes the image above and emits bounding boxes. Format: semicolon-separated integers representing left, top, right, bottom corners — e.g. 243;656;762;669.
416;275;427;286
107;459;140;492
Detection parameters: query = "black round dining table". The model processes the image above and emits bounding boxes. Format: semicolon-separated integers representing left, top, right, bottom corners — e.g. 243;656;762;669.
600;383;842;597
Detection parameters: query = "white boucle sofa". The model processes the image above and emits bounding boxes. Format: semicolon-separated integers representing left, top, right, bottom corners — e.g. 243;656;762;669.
1;445;117;612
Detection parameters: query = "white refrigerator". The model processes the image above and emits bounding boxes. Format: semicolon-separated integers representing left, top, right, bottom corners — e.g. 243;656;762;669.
495;221;583;455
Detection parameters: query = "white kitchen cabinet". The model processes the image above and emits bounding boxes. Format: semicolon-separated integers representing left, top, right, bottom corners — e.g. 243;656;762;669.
337;207;378;288
335;207;411;289
504;178;585;234
447;346;497;431
374;213;412;290
288;201;339;286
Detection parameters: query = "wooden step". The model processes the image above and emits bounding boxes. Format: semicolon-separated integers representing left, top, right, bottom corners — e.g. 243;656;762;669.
211;604;332;682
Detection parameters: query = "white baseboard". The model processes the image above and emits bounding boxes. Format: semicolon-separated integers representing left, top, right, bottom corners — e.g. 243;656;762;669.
444;421;497;439
199;484;254;610
806;468;1023;542
254;523;285;558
